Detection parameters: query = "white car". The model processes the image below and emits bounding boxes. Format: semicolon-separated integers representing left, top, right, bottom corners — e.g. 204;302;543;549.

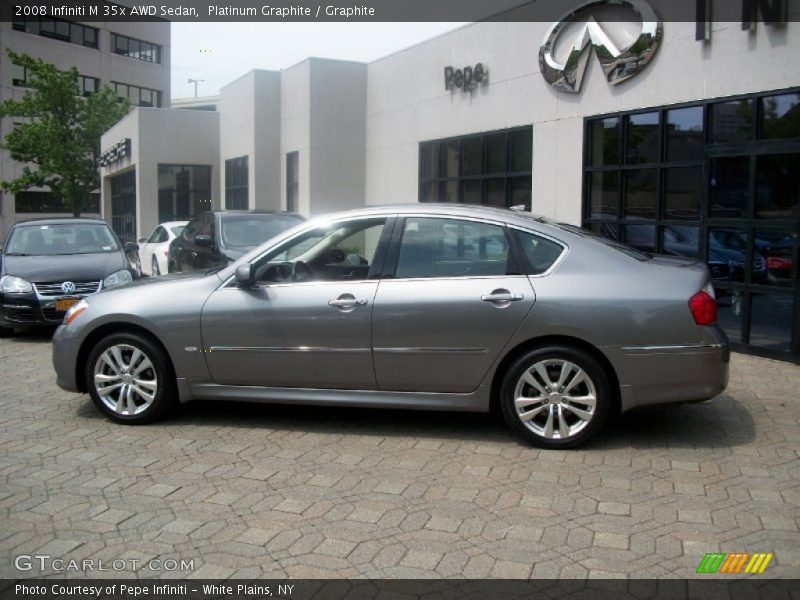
136;221;187;277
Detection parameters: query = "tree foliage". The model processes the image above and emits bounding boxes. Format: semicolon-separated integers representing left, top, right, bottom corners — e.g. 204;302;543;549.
0;50;129;216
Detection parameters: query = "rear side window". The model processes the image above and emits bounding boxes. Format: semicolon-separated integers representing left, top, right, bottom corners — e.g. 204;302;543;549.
511;229;565;275
395;217;516;279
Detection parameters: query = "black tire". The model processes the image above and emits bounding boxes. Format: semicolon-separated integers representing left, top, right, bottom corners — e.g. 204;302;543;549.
167;260;177;274
0;326;14;337
152;256;160;276
499;345;611;449
85;332;177;424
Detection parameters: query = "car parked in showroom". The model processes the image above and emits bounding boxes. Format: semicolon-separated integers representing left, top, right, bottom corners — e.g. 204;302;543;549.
167;210;303;274
1;218;137;335
136;221;187;277
52;204;729;449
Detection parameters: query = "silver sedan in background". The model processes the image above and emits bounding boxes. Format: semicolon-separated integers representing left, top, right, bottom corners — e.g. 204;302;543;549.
52;205;729;448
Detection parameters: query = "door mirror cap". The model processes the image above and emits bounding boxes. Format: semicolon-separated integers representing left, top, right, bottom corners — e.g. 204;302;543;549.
137;237;147;244
195;234;213;248
235;263;255;287
124;242;139;253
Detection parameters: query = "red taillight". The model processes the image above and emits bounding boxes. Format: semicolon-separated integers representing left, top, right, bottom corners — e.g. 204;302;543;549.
688;290;717;325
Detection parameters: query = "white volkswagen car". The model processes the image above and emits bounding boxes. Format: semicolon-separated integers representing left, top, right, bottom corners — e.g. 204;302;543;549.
136;221;187;277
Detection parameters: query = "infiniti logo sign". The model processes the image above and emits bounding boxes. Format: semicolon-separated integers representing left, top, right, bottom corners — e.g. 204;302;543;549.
539;0;662;93
61;281;76;294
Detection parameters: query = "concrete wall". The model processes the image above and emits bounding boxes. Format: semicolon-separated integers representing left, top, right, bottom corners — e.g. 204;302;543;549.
219;70;282;211
365;19;800;224
101;108;220;240
280;60;312;215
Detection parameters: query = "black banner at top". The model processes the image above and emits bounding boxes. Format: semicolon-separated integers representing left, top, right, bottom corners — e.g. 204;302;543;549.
1;0;799;22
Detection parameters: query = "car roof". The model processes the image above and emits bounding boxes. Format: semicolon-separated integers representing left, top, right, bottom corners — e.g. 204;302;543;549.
158;221;188;228
214;210;304;219
13;217;107;227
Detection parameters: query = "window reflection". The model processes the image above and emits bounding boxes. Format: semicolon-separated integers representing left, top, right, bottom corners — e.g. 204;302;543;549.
761;93;800;140
662;225;699;259
624;169;657;218
756;153;800;218
626;112;659;164
750;293;793;352
591;117;619;166
623;223;655;253
589;171;619;219
710;156;749;219
755;229;798;287
710;99;753;143
667;106;704;161
664;166;702;220
715;289;743;344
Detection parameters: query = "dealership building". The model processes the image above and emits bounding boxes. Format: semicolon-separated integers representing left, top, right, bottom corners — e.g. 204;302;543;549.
99;10;799;361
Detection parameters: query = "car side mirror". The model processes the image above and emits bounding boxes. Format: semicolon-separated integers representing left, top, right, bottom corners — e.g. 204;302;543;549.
195;234;213;248
124;242;139;253
138;237;147;244
235;263;255;287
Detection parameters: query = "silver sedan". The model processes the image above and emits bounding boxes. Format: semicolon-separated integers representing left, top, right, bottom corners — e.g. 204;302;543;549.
52;205;729;448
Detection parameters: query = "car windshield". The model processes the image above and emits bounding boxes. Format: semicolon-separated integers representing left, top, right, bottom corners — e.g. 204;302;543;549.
220;214;301;248
170;225;185;237
4;223;120;256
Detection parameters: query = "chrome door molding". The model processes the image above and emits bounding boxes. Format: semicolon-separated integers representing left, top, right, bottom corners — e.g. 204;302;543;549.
373;347;489;355
208;346;371;354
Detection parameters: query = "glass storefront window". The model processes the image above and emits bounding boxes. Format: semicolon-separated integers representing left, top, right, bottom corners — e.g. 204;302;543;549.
664;166;702;220
591;117;619;166
623;223;655;253
419;127;532;209
589;171;619;219
749;293;793;352
761;93;800;140
715;289;743;344
157;164;212;222
756;153;800;218
667;106;704;161
662;225;699;259
625;112;659;164
624;169;657;219
708;228;749;284
710;156;749;219
755;229;798;288
710;99;754;143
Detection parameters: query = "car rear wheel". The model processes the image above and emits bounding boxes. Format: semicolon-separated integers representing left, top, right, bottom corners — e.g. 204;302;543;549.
500;345;611;449
152;256;160;276
85;333;176;424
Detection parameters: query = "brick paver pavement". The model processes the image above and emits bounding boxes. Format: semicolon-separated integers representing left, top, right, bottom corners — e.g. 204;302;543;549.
1;329;799;579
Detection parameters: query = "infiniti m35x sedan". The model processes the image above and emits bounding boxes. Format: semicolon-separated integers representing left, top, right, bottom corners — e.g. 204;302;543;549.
52;205;729;448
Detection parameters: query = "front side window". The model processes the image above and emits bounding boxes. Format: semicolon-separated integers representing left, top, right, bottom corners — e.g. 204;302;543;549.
254;218;387;284
147;227;165;244
395;217;514;279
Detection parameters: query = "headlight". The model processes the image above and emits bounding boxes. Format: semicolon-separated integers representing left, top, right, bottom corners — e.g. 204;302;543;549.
103;269;133;289
64;299;89;325
0;275;33;294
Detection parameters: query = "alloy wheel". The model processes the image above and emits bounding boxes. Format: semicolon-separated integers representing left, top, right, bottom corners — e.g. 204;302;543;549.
513;359;597;440
93;343;158;416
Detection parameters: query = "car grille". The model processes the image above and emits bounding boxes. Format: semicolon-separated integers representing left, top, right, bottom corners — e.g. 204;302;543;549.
33;281;101;297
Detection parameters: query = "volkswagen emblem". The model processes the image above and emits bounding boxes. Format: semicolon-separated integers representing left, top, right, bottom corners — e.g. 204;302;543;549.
61;281;76;294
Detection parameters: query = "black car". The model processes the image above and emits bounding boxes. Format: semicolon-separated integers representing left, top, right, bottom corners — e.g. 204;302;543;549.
168;210;304;273
0;218;138;334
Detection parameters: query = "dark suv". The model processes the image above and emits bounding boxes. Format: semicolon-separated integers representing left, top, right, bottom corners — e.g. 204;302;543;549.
0;218;138;334
167;210;303;273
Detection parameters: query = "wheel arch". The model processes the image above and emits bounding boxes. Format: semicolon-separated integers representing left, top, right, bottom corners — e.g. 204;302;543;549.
489;335;621;415
75;322;175;394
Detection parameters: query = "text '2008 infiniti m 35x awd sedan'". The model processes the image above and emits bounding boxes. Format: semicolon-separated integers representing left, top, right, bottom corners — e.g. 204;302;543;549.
52;205;729;448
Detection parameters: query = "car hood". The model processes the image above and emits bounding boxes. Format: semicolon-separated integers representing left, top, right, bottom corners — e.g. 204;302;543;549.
120;270;208;290
2;252;127;282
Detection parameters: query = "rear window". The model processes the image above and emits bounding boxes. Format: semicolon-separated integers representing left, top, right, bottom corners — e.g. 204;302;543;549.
552;222;650;261
221;214;302;248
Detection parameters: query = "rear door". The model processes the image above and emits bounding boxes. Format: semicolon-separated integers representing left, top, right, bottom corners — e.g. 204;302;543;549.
371;216;535;393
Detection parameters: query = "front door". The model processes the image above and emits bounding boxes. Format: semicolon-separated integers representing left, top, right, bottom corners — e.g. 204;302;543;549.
372;216;535;393
201;216;390;389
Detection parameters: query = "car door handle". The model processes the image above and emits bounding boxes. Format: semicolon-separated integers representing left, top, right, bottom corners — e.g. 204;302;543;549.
328;298;368;308
481;292;524;302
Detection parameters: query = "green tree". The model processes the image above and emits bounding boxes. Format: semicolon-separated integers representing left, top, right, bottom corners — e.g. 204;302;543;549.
0;50;129;217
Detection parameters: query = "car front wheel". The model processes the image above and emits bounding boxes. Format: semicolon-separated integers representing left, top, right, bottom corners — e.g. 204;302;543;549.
85;332;176;424
500;345;611;449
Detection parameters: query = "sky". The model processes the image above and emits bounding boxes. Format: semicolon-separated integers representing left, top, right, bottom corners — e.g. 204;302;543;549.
170;23;467;100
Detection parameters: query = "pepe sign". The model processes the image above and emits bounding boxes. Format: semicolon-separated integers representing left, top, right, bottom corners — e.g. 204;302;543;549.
444;63;487;93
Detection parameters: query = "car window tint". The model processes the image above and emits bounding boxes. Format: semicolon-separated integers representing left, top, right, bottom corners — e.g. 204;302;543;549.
148;227;165;244
511;229;565;275
170;226;185;238
254;218;387;283
5;223;119;256
395;217;511;279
